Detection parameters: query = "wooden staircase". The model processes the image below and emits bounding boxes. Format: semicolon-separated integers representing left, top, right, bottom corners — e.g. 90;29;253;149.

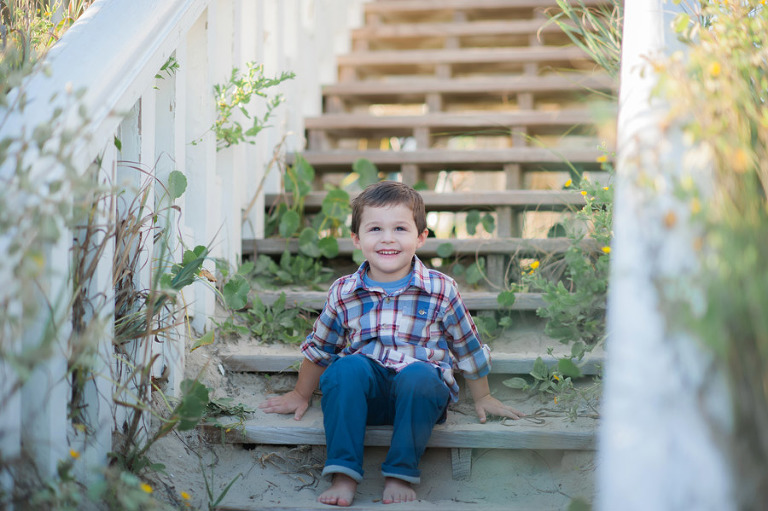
219;0;612;508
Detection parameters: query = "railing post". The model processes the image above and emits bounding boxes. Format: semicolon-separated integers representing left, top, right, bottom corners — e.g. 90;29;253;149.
599;1;733;508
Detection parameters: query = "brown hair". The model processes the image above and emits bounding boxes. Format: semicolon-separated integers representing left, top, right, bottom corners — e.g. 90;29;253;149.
350;181;427;235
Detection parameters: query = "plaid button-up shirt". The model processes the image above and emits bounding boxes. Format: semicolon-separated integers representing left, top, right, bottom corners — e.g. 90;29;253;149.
300;256;491;401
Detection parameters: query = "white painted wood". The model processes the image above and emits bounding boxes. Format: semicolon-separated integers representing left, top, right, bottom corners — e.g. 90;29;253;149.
75;151;117;480
598;1;733;509
184;8;217;332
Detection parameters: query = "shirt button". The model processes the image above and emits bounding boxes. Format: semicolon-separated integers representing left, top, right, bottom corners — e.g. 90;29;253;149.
386;298;391;303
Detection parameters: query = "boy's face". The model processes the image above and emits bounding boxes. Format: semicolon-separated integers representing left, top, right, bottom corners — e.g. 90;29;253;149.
351;203;428;282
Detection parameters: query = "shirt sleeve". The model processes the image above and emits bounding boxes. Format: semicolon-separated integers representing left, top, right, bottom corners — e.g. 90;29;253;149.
300;278;347;367
441;279;492;380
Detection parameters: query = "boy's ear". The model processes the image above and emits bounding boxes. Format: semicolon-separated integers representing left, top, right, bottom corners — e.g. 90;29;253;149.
351;231;361;249
416;229;428;249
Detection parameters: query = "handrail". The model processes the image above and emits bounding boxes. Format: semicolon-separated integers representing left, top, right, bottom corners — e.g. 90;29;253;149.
1;0;209;172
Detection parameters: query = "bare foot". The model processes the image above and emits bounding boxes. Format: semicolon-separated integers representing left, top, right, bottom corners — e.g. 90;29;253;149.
382;477;417;504
318;473;357;507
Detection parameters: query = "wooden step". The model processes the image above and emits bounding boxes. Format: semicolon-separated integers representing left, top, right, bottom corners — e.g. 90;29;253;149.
352;20;560;43
322;74;614;105
306;110;597;139
363;0;604;21
200;406;597;451
266;190;585;213
285;148;605;173
257;290;546;311
218;343;605;376
338;46;587;67
244;237;600;258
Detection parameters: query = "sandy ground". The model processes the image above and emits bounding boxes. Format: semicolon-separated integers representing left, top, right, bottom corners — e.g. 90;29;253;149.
143;332;597;510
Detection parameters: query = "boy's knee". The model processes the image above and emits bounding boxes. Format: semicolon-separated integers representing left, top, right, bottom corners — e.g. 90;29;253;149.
321;354;373;390
394;363;448;401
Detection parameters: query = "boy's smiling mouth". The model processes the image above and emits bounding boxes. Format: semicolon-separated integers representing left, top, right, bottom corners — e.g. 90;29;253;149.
377;250;400;255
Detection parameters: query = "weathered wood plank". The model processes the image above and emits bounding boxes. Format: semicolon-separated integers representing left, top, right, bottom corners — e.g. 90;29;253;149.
364;0;604;15
337;46;588;67
322;74;615;99
352;19;561;41
244;237;600;257
265;190;585;212
218;350;605;376
451;448;472;480
285;148;606;171
305;110;596;133
200;407;597;450
256;290;546;311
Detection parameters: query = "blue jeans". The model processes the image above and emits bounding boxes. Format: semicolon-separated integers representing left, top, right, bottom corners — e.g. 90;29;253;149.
319;354;450;484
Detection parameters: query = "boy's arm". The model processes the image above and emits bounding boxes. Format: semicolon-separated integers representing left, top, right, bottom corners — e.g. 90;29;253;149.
465;375;525;423
259;358;326;421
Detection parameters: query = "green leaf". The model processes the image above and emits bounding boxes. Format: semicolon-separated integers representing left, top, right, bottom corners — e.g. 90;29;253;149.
497;290;516;308
531;357;549;380
672;13;690;34
465;261;484;285
223;275;250;310
168;170;187;200
191;330;215;352
318;236;339;258
113;136;122;151
352;158;379;188
321;189;351;221
558;358;583;378
436;242;454;258
465;210;481;235
413;181;428;191
298;228;321;257
175;380;210;431
481;213;495;234
502;377;528;389
279;210;300;238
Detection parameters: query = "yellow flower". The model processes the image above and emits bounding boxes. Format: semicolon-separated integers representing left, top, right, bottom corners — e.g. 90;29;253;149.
140;483;153;494
596;154;608;163
181;492;191;501
553;374;560;381
530;260;540;270
601;246;611;254
581;190;588;196
564;179;572;188
733;148;751;173
708;61;721;77
690;197;701;214
603;186;609;191
69;449;80;459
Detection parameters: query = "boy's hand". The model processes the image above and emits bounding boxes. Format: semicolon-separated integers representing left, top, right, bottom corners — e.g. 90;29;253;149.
259;390;312;421
473;394;525;424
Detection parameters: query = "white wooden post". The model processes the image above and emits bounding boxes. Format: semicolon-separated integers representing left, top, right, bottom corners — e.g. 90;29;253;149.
598;1;733;508
75;153;117;479
184;8;217;332
20;218;71;479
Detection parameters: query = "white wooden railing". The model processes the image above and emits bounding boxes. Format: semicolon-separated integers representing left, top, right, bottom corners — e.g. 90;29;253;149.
0;0;367;490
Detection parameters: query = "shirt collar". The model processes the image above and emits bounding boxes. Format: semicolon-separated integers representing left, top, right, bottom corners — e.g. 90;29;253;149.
342;255;432;296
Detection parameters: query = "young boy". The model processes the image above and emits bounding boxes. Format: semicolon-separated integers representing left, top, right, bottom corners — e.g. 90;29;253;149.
260;181;524;506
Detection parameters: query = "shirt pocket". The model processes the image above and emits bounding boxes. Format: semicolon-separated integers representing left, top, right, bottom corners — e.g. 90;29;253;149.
398;298;436;342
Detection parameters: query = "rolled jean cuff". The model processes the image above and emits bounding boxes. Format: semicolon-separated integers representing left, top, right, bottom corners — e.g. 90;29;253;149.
322;464;363;483
381;470;420;485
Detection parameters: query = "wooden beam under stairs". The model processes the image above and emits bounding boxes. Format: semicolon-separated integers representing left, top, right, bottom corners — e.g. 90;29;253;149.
285;148;605;173
266;190;586;212
244;237;600;259
256;290;546;311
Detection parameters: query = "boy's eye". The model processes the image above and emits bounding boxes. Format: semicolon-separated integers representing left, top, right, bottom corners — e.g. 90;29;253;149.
370;227;380;232
396;226;407;231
